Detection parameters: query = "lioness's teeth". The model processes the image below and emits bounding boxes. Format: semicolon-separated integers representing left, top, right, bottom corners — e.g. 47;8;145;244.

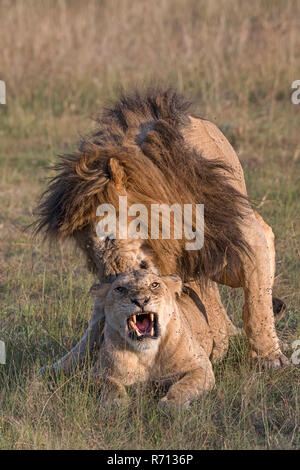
150;313;154;322
129;320;135;331
150;327;154;336
136;329;141;336
132;315;136;323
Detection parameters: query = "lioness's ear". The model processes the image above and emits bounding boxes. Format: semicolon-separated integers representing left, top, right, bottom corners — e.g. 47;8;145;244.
109;157;126;193
162;274;182;297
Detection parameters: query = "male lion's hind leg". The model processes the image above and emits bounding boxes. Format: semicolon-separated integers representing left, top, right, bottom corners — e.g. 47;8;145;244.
219;211;290;369
243;211;290;368
253;210;276;282
253;210;288;341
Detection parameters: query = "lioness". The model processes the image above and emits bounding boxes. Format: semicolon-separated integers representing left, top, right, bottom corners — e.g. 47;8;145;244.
92;270;228;408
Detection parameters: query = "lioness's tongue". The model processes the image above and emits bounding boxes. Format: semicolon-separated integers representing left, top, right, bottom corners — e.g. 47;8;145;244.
136;316;150;333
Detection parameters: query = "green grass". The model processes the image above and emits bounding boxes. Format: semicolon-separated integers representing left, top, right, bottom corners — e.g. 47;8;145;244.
0;0;299;450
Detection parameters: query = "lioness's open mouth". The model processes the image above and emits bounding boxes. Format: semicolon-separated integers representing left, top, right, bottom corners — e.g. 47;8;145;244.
127;313;159;341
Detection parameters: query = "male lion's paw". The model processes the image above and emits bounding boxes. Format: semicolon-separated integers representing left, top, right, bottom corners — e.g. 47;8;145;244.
249;350;291;370
158;396;190;412
266;353;291;370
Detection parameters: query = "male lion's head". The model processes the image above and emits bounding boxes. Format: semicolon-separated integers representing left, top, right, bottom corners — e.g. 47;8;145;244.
97;270;182;351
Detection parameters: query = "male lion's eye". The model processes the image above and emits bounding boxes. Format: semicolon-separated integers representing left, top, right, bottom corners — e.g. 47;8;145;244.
151;282;160;289
115;286;128;294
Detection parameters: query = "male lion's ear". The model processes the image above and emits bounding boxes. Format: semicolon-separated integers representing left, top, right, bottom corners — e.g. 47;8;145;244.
162;274;182;298
109;157;126;193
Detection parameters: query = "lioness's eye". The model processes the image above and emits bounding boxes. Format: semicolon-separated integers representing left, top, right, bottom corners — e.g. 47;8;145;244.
115;286;128;294
151;282;160;289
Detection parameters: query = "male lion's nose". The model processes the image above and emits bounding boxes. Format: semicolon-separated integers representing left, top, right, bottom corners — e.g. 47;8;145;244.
131;296;150;308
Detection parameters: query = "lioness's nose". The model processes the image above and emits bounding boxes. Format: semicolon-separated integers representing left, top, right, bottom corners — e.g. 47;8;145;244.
131;296;150;308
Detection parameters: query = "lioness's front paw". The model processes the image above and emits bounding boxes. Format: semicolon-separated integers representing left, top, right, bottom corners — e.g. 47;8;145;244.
158;396;190;411
100;386;129;409
249;350;291;370
101;395;130;409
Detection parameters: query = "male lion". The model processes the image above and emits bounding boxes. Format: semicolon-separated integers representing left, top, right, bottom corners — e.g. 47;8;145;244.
35;88;289;371
92;270;219;408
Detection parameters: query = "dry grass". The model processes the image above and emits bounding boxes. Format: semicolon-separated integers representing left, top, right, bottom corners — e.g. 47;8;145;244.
0;0;299;450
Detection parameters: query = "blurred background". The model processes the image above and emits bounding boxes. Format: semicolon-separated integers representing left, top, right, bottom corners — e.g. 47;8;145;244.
1;0;300;149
